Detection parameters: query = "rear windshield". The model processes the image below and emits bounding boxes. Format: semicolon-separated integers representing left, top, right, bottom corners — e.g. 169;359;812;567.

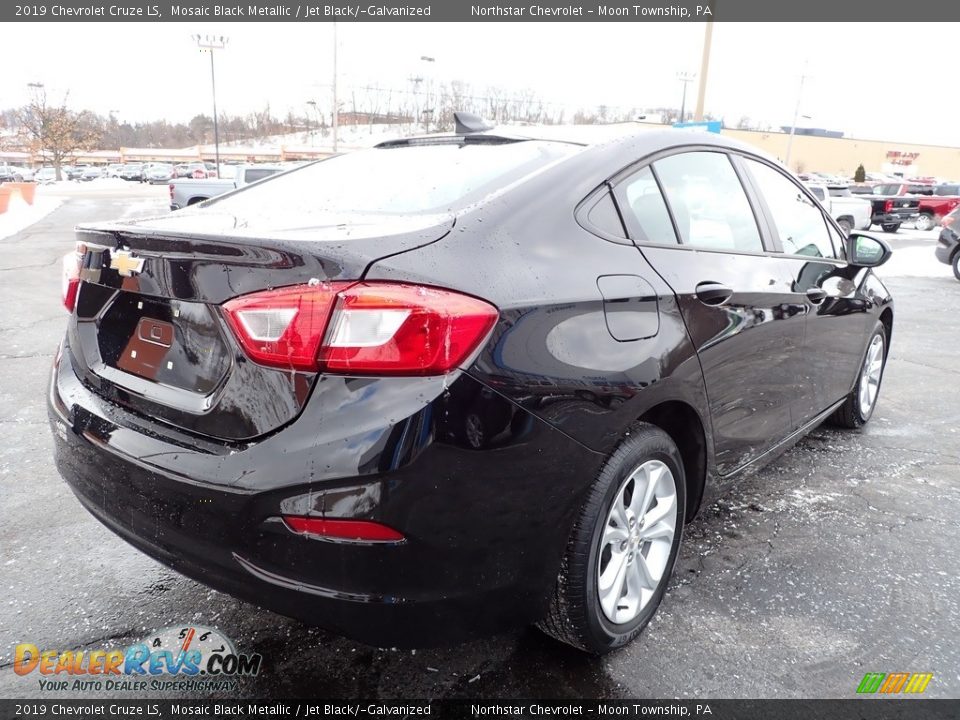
209;141;578;216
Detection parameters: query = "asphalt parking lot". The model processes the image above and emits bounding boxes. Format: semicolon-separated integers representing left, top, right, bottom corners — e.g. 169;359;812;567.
1;184;958;700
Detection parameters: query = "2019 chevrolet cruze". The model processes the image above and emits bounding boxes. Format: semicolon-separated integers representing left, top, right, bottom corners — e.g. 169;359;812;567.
49;117;893;654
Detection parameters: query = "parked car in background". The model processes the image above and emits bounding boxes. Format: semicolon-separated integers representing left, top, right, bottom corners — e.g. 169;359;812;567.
34;167;58;184
119;163;145;182
935;207;960;280
0;166;25;182
174;163;194;178
805;183;872;234
51;125;894;654
169;164;285;209
62;166;85;181
145;164;175;184
866;185;921;232
106;164;125;178
915;184;960;231
81;167;103;182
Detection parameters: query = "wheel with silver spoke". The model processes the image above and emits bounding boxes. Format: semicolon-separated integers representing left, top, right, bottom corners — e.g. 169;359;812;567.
538;423;686;654
830;322;887;429
597;460;678;624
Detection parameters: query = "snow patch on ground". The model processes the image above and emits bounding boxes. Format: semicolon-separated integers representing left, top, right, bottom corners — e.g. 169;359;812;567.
875;246;952;279
0;194;62;241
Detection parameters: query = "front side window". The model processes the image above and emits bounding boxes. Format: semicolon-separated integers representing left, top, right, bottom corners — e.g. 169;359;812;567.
745;158;837;259
652;152;764;253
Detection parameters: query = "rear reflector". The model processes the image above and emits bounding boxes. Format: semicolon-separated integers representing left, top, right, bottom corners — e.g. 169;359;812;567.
283;516;405;543
61;243;85;313
222;281;498;376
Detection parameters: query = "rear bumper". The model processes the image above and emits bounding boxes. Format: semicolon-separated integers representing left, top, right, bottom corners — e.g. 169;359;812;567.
935;240;956;265
48;340;601;646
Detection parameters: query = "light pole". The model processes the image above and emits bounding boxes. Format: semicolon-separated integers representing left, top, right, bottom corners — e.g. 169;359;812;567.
784;61;809;171
192;34;228;177
420;55;435;132
676;71;696;124
332;23;338;152
693;21;713;122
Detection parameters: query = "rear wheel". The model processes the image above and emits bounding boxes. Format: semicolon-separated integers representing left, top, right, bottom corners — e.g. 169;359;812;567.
952;252;960;281
830;322;887;429
837;218;853;235
538;423;685;654
915;213;935;231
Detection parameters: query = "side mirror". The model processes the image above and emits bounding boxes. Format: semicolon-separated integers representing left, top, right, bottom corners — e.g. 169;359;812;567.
846;232;892;268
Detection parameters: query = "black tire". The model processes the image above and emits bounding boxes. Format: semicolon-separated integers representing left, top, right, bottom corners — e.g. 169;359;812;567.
538;423;686;654
829;322;887;429
837;218;853;235
881;223;900;233
952;252;960;282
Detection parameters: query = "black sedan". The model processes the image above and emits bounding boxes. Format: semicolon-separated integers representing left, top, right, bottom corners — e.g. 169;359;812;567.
935;207;960;280
49;117;893;654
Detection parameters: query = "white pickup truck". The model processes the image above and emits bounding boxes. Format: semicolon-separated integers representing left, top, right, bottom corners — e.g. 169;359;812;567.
804;183;872;234
169;164;286;210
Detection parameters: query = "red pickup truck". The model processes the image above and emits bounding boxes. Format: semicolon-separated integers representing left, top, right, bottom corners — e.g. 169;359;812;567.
915;184;960;231
871;183;960;231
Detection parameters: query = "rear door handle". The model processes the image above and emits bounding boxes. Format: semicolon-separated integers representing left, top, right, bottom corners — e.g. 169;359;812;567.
805;287;827;304
695;282;733;306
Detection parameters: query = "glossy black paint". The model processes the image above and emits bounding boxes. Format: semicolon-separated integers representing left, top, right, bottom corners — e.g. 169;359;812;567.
50;129;893;646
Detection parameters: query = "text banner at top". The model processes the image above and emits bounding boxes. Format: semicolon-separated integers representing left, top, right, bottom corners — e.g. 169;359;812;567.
2;0;954;22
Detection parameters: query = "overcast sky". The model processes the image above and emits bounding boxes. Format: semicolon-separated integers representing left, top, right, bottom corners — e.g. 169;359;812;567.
6;22;958;146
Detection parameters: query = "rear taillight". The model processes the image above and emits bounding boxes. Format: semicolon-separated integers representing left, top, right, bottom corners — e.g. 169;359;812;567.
884;199;894;213
222;282;498;376
61;243;84;312
283;515;404;543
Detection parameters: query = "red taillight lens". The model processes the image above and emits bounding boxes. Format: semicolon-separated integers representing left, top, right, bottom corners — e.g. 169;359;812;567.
283;516;404;543
222;282;351;371
318;283;498;376
884;199;894;213
61;243;84;312
222;281;498;375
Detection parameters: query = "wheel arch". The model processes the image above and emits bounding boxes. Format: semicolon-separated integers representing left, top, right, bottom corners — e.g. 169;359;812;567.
879;306;894;352
637;400;708;522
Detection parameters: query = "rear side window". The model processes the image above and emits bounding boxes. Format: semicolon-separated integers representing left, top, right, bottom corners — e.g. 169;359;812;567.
244;168;280;183
744;158;837;259
617;167;678;245
809;186;825;201
652;151;764;253
209;141;577;216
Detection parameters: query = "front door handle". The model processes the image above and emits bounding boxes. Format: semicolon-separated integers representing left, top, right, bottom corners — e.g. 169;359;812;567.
695;281;733;306
805;287;827;304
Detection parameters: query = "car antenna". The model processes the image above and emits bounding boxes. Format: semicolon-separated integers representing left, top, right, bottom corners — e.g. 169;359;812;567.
454;111;495;134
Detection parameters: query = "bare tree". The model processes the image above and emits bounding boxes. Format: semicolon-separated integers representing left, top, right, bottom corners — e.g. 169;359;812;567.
15;86;101;180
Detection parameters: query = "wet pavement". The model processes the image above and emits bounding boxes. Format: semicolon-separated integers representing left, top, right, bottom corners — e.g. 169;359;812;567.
1;186;958;699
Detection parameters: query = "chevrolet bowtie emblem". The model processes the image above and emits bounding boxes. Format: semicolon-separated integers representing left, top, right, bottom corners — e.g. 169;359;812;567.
110;250;145;277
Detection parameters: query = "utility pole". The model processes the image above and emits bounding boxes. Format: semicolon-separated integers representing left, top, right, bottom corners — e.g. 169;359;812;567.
694;20;713;121
332;22;338;152
784;61;808;171
677;71;696;124
193;34;228;177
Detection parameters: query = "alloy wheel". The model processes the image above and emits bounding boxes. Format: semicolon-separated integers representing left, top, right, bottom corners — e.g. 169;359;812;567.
596;460;678;625
858;333;884;417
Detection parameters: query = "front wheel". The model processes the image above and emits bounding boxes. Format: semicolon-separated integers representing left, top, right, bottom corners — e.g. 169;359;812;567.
538;423;685;654
915;213;935;231
830;322;887;429
952;252;960;281
881;223;900;233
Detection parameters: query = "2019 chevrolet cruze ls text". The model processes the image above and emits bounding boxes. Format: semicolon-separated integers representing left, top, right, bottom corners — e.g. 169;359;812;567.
49;119;893;653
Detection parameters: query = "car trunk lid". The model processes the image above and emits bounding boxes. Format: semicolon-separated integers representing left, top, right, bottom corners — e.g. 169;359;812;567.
66;211;453;442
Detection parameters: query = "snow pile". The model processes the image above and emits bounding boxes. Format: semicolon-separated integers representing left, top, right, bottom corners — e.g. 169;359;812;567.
0;193;62;241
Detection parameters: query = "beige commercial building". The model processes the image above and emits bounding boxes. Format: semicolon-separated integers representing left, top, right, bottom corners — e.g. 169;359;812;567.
720;128;960;179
